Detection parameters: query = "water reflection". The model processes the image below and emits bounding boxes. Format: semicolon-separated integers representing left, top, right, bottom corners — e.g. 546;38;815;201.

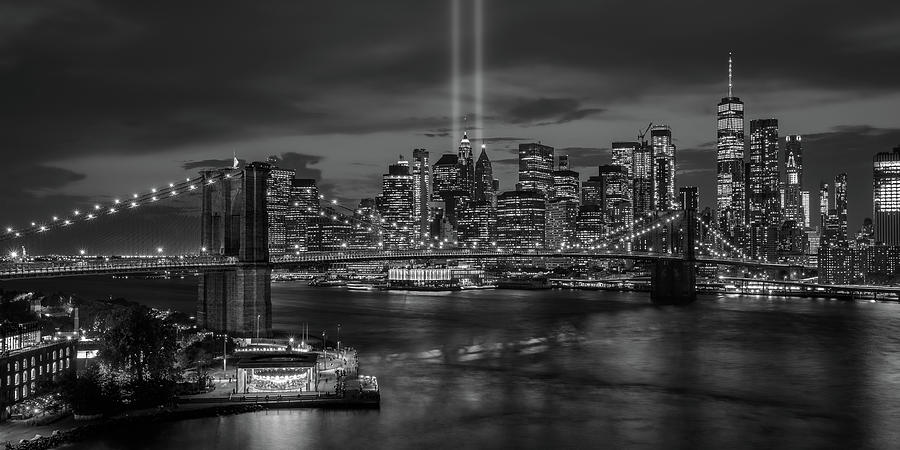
5;278;896;449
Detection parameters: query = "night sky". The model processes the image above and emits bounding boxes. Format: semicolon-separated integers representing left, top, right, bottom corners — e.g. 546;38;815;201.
3;0;900;238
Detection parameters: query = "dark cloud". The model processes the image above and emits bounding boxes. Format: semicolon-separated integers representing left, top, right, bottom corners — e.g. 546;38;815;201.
505;98;604;125
0;0;899;231
181;158;244;170
267;152;324;181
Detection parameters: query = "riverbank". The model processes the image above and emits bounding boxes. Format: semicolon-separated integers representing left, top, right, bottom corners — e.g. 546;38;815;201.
2;403;267;450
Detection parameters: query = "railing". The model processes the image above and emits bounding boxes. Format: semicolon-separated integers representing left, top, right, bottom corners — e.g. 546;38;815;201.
1;247;813;280
0;256;239;279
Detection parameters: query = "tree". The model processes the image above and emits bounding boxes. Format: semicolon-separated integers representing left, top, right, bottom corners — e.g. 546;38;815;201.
98;306;179;385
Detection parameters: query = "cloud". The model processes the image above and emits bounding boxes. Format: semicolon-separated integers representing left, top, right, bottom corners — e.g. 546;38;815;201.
505;98;605;125
181;158;244;170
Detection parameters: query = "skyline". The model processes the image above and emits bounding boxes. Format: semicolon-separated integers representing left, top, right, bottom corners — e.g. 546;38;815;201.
2;1;900;233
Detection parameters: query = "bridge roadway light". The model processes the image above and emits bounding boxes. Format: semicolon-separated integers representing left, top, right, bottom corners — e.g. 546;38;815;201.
79;249;86;256
9;251;17;258
157;247;164;254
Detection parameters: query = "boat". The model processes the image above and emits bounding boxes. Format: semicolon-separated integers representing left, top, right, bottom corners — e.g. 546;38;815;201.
308;277;347;287
346;282;377;291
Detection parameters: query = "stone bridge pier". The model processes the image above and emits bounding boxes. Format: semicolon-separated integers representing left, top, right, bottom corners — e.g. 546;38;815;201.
197;163;273;337
651;209;697;305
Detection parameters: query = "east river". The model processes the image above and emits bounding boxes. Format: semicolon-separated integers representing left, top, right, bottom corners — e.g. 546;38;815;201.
7;276;900;449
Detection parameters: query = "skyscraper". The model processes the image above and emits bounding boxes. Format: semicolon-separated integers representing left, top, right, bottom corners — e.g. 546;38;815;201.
474;144;494;202
457;132;475;197
801;190;811;229
819;182;830;231
834;172;848;241
748;119;780;222
632;140;654;215
266;165;296;257
650;125;676;210
286;178;319;253
873;147;900;245
748;118;780;260
716;54;746;241
380;156;415;249
547;159;580;249
496;190;545;249
517;142;554;196
783;135;804;224
612;141;637;207
679;186;699;212
411;149;432;237
432;153;460;201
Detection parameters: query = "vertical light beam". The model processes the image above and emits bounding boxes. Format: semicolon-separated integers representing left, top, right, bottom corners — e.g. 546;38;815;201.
474;0;484;144
451;0;461;150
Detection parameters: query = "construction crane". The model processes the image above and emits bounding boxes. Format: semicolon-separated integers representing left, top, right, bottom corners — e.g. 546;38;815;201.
637;122;653;145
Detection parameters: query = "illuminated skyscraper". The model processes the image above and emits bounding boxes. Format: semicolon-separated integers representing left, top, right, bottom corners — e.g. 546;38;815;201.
874;147;900;245
432;153;460;201
748;118;780;261
801;190;811;229
834;172;848;241
380;156;415;249
716;54;746;244
496;190;545;249
632;140;654;215
517;142;554;195
749;119;780;222
611;141;637;205
474;144;494;202
679;186;699;212
457;132;475;196
650;125;676;210
819;182;830;231
783;135;804;224
411;149;432;237
266;165;295;257
286;178;319;253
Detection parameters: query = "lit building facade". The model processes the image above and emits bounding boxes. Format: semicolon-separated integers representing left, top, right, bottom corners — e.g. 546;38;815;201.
716;55;746;242
474;145;494;202
380;157;415;249
286;179;319;253
783;135;804;225
874;147;900;245
1;323;76;422
834;172;848;241
496;190;545;249
632;141;654;215
517;142;555;196
412;149;432;237
266;166;295;257
748;118;780;261
650;126;676;210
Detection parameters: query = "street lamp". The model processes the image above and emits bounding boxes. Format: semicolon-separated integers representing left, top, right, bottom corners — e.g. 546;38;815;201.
337;323;341;353
256;314;261;339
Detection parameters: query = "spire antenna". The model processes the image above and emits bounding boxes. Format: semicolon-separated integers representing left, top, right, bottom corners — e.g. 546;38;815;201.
728;52;733;97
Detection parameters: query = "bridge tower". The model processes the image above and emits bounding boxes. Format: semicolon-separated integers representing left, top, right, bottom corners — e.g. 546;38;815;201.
197;162;272;337
650;208;697;305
